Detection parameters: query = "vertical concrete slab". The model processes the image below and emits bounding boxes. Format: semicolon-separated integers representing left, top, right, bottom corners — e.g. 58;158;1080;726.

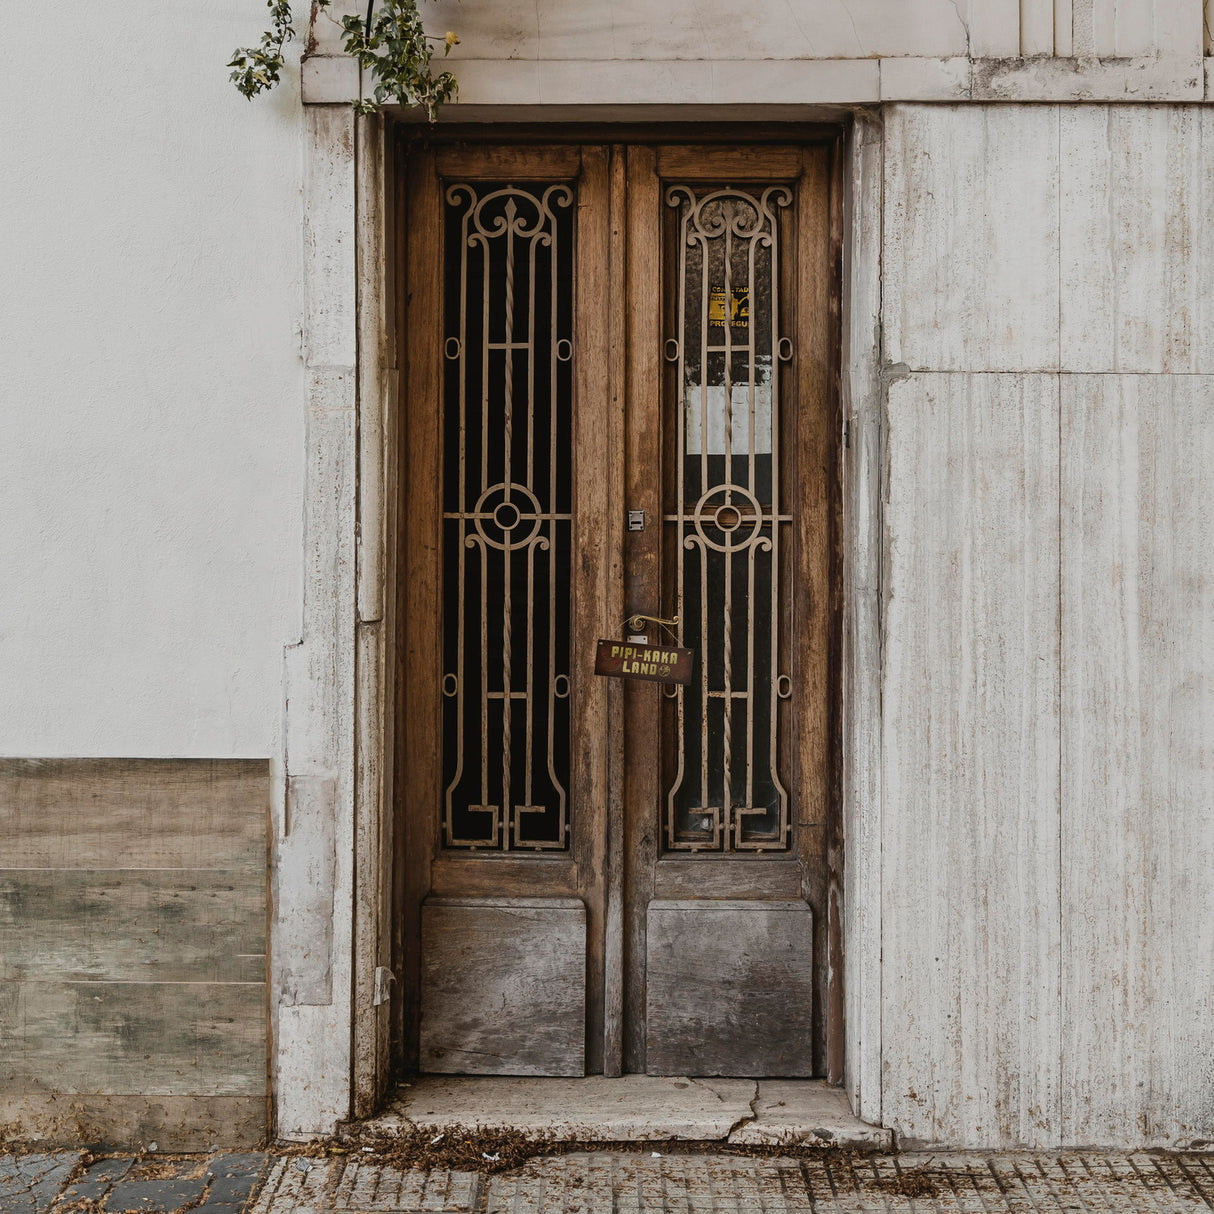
883;106;1060;373
881;373;1061;1146
1061;107;1213;374
275;103;358;1138
1060;374;1214;1146
841;114;884;1128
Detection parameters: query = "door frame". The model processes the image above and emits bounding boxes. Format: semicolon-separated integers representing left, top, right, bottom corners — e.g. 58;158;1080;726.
274;107;885;1137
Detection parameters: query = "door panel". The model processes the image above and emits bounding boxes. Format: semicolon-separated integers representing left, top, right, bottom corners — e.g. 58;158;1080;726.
438;178;575;853
645;899;814;1075
622;144;838;1077
397;144;616;1075
397;136;839;1079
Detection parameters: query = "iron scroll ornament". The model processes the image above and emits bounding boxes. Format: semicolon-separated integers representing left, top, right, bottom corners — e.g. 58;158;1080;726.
440;183;575;852
663;184;795;854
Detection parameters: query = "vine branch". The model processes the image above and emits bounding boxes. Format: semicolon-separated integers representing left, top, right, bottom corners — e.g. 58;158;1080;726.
228;0;459;121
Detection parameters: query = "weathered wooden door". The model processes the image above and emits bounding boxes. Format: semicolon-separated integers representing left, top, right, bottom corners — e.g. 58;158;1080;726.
620;145;838;1078
396;139;839;1079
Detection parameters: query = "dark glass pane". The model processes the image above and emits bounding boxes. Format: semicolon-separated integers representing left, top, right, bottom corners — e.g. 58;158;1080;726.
663;184;793;853
441;183;575;851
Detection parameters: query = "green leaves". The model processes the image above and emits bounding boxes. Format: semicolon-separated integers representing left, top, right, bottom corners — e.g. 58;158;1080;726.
337;0;458;121
228;0;459;121
228;0;296;100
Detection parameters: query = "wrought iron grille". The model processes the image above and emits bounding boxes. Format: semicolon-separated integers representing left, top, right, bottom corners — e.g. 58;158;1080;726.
440;182;574;851
663;184;794;853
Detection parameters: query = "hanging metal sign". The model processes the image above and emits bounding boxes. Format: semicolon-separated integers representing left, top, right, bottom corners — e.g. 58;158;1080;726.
594;639;694;685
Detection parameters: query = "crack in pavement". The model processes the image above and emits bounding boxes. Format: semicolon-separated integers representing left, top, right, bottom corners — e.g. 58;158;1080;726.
722;1081;760;1140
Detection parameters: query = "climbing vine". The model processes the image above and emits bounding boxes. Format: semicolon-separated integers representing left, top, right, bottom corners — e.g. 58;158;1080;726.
229;0;459;121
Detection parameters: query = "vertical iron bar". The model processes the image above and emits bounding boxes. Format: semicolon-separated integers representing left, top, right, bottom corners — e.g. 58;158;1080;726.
523;217;540;821
745;210;760;812
721;207;735;836
666;192;690;847
478;221;492;820
547;194;566;831
501;200;517;844
767;188;789;832
443;189;472;841
698;220;710;814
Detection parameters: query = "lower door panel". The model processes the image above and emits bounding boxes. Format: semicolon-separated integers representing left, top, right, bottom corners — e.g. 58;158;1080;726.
419;896;587;1076
644;899;814;1076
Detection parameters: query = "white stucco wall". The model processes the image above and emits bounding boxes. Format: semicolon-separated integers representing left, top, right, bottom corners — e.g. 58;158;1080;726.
0;1;306;757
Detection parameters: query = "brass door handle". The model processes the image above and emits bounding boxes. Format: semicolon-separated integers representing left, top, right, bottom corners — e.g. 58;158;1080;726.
626;613;679;632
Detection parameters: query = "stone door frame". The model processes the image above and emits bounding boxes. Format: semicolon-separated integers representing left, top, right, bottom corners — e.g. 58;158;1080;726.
273;90;885;1139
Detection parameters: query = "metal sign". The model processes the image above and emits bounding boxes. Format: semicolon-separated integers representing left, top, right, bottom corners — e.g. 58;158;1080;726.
595;639;694;685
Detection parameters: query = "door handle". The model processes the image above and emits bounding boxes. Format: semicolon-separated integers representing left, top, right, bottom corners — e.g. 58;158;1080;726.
626;613;679;634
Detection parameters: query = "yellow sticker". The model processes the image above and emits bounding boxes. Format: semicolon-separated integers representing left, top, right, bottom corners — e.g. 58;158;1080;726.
708;285;749;329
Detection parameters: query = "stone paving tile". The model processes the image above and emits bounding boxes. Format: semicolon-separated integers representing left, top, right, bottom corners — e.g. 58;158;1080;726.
57;1155;137;1205
0;1152;83;1214
247;1158;327;1214
5;1147;1214;1214
204;1152;273;1208
476;1153;1214;1214
103;1159;211;1213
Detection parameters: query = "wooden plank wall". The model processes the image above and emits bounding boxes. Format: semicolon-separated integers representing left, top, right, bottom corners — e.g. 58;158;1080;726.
877;104;1214;1148
0;759;268;1149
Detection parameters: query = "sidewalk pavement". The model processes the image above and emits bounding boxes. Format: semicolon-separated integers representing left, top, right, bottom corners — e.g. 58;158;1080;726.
3;1147;1214;1213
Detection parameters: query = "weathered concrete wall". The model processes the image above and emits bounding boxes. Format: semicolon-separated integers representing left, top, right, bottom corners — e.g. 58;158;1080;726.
879;103;1214;1149
306;0;1211;105
0;0;305;759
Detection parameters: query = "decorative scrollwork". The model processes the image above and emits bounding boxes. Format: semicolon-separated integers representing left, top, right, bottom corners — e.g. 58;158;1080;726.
466;482;547;552
441;183;574;852
663;181;793;853
686;483;771;555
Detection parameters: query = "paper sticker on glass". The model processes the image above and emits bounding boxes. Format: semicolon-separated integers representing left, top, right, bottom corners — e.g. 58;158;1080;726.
441;183;574;850
663;183;793;852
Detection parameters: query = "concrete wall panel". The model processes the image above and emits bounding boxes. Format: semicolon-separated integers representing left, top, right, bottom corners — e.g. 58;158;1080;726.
881;372;1062;1148
880;103;1214;1149
884;106;1060;373
1060;373;1214;1146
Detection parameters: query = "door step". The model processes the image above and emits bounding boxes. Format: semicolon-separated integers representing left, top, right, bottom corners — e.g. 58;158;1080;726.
360;1076;890;1150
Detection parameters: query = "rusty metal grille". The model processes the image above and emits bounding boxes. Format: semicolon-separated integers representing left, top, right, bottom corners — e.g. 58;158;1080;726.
663;184;794;853
440;182;574;851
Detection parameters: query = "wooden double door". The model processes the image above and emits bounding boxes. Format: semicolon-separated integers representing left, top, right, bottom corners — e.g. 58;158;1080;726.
397;136;840;1079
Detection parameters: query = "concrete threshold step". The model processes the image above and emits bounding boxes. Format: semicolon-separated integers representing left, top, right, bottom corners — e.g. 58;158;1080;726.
360;1076;891;1150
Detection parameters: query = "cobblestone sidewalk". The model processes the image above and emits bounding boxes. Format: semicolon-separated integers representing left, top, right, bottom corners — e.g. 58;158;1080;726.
252;1151;1214;1213
4;1149;1214;1213
0;1151;270;1214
